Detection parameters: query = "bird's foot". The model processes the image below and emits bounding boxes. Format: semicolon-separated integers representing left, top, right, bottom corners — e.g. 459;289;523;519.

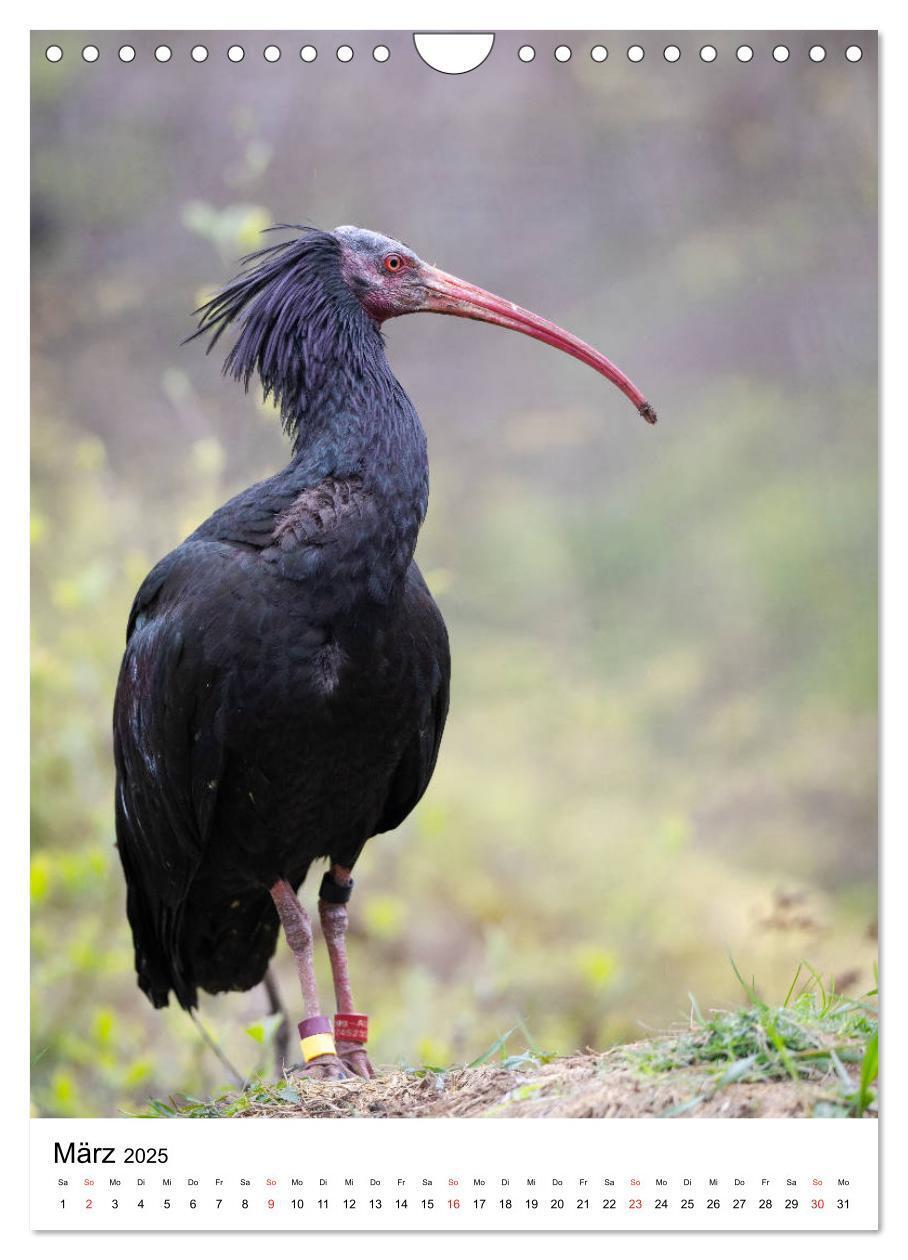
289;1052;352;1082
337;1040;375;1079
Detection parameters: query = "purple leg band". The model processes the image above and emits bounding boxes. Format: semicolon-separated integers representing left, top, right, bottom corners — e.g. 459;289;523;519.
298;1015;332;1039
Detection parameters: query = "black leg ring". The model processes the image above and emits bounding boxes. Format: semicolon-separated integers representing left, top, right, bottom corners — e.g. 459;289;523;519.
319;870;354;904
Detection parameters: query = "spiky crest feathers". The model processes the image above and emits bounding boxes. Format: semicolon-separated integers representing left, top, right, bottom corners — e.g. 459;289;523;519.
189;226;379;447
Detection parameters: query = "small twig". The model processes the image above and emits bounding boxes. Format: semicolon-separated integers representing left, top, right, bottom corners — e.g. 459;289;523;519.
188;1009;244;1088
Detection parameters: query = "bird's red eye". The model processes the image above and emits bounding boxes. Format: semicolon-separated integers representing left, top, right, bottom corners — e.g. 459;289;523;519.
384;254;403;273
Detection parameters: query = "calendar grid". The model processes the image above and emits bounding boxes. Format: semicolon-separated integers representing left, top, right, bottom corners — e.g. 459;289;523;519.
31;1118;878;1231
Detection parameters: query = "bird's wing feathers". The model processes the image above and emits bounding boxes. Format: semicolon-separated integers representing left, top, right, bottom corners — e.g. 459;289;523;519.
115;497;449;1005
374;575;451;837
259;474;378;584
373;665;449;837
268;474;368;549
115;551;229;1007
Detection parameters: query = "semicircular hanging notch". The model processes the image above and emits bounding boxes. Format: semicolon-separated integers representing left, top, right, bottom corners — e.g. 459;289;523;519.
413;32;495;75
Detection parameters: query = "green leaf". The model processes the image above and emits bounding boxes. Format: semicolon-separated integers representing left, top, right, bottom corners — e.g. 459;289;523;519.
467;1027;517;1068
856;1029;878;1116
244;1013;284;1046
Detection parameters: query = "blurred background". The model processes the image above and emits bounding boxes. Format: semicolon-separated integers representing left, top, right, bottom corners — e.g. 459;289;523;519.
31;31;877;1116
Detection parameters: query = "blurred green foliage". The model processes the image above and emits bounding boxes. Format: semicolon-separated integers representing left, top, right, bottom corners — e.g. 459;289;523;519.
31;32;877;1116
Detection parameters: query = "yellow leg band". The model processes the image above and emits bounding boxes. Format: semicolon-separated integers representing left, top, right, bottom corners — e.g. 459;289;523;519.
300;1032;336;1062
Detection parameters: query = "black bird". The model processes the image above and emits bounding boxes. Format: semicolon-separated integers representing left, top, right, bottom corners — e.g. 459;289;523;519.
114;225;656;1080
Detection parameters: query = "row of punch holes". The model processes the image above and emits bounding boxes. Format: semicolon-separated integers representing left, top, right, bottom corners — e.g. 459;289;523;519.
46;44;382;64
45;42;865;66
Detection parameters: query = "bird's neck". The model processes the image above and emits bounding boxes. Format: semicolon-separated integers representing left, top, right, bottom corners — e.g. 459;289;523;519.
281;349;430;601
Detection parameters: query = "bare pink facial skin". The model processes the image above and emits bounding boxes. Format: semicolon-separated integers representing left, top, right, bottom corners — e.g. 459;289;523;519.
336;226;657;424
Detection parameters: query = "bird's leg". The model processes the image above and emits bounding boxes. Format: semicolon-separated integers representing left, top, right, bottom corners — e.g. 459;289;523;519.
319;865;375;1079
262;965;291;1075
269;878;350;1081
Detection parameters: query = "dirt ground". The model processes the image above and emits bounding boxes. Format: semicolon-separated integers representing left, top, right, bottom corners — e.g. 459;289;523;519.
233;1047;849;1120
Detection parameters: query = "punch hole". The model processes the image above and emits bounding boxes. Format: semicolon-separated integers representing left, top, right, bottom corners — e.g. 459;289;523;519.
119;45;136;63
699;45;717;63
846;45;863;62
772;45;790;62
736;45;754;62
627;45;645;63
554;45;572;63
337;46;354;62
809;45;826;62
518;45;535;62
45;45;63;62
264;45;281;62
663;46;681;63
154;46;172;63
300;45;318;63
413;33;494;74
228;45;245;63
372;45;390;62
191;45;208;63
82;45;99;63
590;46;608;63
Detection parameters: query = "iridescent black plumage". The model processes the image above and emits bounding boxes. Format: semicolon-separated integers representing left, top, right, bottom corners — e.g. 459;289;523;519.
114;228;449;1009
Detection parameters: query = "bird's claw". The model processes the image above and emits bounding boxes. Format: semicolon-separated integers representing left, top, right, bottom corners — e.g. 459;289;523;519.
289;1052;353;1082
337;1040;376;1079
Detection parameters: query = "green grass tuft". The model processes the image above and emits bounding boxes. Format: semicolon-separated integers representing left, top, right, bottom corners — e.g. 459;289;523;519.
630;962;878;1116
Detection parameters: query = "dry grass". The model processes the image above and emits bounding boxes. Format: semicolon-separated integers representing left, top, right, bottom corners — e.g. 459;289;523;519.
233;1048;840;1119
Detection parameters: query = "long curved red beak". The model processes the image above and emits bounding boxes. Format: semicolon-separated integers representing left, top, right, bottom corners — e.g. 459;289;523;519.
418;265;657;424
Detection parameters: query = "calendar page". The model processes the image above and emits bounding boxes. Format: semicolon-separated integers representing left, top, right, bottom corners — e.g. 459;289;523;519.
28;14;879;1238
